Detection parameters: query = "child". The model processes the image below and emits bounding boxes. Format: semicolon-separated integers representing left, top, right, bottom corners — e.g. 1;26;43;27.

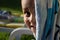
21;0;36;37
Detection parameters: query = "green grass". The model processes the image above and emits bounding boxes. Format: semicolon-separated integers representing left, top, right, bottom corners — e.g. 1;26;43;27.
0;32;35;40
13;17;24;23
21;34;35;40
0;32;10;40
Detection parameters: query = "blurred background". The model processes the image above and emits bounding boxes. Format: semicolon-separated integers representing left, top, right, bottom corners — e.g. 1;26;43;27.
0;0;24;28
0;0;35;40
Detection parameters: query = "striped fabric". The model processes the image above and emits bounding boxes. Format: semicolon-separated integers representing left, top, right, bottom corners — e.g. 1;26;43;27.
42;0;59;40
35;0;59;40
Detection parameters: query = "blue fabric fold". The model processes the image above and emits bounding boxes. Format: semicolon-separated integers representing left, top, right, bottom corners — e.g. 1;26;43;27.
42;0;58;40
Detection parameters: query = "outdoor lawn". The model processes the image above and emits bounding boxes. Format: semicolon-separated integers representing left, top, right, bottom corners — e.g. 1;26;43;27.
0;32;35;40
0;32;10;40
0;1;24;28
0;7;24;28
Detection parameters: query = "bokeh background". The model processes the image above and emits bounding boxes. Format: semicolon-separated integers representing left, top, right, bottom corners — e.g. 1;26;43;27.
0;0;24;28
0;0;35;40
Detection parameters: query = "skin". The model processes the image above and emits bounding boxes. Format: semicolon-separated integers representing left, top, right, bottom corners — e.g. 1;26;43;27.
21;0;36;37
